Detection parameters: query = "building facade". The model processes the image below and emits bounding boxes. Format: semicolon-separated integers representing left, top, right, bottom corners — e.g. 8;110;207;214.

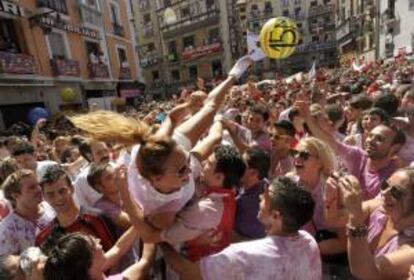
235;0;338;77
132;0;237;98
379;0;414;59
0;0;140;129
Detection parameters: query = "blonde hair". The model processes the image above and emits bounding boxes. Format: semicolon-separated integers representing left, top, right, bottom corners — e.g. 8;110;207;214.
298;137;335;177
69;110;176;179
69;110;150;145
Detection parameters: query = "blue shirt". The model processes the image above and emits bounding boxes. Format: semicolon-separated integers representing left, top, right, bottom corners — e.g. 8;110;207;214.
235;180;267;239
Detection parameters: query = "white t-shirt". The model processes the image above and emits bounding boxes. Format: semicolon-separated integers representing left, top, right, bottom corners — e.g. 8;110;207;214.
127;132;201;216
0;202;55;256
200;231;321;280
74;165;102;208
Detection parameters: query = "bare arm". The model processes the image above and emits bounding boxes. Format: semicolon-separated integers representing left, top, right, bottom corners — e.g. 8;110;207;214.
103;226;138;271
154;102;191;139
160;243;202;280
122;243;157;280
191;121;223;161
221;120;250;154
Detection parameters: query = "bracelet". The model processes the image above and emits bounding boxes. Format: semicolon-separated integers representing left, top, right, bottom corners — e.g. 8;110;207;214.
346;224;368;239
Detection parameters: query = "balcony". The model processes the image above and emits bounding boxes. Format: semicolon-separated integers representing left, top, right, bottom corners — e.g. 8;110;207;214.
309;22;336;34
119;67;131;80
308;4;334;17
38;0;68;14
50;58;80;77
295;41;337;54
182;42;221;62
160;8;220;39
336;19;357;42
0;52;37;75
113;23;124;37
88;63;110;79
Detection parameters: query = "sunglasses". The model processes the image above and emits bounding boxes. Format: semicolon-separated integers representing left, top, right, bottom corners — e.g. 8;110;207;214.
380;181;406;200
270;133;287;140
290;150;312;161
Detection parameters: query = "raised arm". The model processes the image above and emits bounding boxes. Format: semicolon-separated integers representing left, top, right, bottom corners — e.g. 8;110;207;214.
294;101;340;153
122;243;157;280
191;121;223;162
103;226;138;271
221;119;250;154
175;56;252;148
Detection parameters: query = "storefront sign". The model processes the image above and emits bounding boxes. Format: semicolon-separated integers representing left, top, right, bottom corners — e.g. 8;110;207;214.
0;1;25;17
38;16;99;39
182;42;222;61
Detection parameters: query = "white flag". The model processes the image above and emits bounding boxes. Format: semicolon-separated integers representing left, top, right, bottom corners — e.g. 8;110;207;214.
308;61;316;81
247;32;266;61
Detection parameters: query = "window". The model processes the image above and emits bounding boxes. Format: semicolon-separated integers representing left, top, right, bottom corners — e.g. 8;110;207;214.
168;40;177;53
183;35;195;48
38;0;68;14
171;70;180;81
206;0;215;10
310;1;317;7
48;32;68;59
181;6;190;18
110;3;120;24
0;19;21;53
280;0;289;6
84;0;99;10
152;70;160;81
282;10;289;17
410;0;414;10
294;0;301;5
211;60;222;76
85;41;101;63
294;7;301;17
251;4;258;11
143;14;151;23
188;66;198;79
312;35;319;42
208;28;219;44
117;47;128;67
240;7;246;13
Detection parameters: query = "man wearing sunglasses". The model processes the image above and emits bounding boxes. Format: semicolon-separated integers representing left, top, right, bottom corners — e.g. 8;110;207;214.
268;120;295;178
296;101;406;200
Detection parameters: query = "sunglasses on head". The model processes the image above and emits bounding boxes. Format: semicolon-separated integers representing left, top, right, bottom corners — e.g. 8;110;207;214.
290;150;312;161
380;181;406;200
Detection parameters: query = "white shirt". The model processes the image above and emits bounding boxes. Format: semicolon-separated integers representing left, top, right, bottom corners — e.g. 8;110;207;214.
0;202;55;256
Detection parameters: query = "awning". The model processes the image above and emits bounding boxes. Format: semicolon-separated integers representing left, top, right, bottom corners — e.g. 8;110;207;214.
82;81;117;91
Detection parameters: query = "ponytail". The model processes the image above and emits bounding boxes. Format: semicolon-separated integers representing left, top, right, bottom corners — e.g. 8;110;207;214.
69;111;150;145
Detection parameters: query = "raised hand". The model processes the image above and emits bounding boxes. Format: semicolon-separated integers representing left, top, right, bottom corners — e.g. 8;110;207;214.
228;55;253;80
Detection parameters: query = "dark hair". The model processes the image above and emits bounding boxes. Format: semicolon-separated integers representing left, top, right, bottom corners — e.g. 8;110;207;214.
60;146;78;164
244;147;270;180
390;125;406;147
250;104;269;122
43;233;93;280
269;176;315;233
40;165;72;189
87;162;110;192
214;145;246;189
11;141;34;157
325;104;344;125
364;107;390;125
79;139;93;163
274;120;296;137
349;94;372;110
373;93;399;117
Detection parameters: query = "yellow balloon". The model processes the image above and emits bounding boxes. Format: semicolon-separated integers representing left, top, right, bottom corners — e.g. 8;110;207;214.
60;87;76;103
259;17;300;59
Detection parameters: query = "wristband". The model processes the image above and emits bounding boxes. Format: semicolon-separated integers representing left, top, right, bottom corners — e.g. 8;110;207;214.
346;224;368;239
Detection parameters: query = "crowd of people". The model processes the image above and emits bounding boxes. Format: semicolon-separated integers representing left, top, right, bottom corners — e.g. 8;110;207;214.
0;53;413;280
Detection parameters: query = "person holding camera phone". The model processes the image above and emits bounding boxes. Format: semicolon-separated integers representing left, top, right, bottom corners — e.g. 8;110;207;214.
325;168;414;280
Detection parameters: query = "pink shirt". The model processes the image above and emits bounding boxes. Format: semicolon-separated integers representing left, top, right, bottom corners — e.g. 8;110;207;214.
336;141;398;200
200;231;321;280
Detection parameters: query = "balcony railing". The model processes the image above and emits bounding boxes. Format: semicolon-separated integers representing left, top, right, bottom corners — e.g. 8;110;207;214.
308;4;334;17
113;23;125;37
309;22;336;34
160;8;220;39
38;0;68;14
88;63;110;79
295;41;337;53
182;42;221;61
50;58;80;76
119;67;131;80
0;52;37;75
